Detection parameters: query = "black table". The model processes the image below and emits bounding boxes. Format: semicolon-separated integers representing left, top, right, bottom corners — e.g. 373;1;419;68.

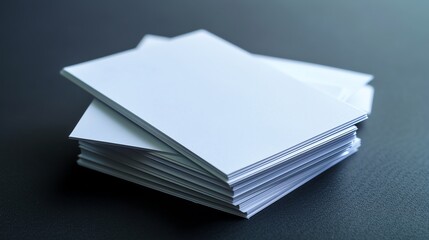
2;1;428;239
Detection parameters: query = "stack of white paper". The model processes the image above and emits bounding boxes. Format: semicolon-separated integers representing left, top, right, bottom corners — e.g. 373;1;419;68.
62;30;373;218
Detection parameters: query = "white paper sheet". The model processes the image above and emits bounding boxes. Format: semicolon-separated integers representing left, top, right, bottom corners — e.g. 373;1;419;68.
347;85;374;113
70;100;175;154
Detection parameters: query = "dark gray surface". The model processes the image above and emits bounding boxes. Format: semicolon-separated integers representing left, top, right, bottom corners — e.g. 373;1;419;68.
1;1;428;239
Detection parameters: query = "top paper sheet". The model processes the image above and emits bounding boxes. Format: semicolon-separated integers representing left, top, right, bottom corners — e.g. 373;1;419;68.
62;30;366;179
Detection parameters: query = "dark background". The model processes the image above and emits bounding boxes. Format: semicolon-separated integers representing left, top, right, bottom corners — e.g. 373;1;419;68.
1;0;428;239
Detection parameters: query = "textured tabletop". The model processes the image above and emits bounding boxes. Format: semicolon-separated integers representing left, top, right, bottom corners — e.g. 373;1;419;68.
1;1;428;239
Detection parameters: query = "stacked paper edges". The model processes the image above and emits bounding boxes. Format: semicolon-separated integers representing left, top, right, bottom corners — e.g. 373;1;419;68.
62;30;373;219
